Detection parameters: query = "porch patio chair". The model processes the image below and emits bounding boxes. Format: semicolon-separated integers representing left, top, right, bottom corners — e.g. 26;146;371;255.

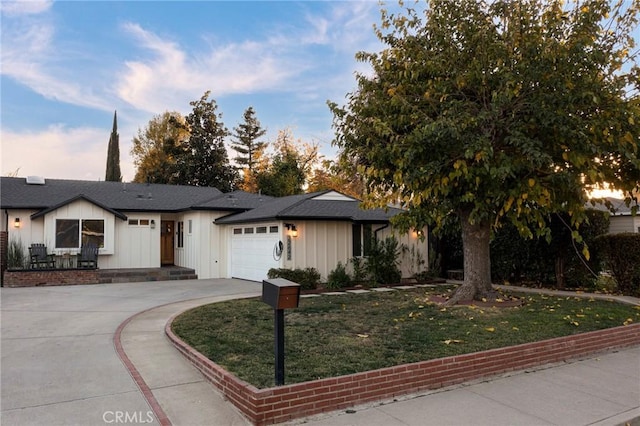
77;243;99;269
29;244;56;269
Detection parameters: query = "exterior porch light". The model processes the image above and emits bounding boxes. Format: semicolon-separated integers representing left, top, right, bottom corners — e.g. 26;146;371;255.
285;223;298;238
13;218;20;228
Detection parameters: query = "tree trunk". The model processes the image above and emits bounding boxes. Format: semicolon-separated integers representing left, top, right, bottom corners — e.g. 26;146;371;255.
445;210;494;306
555;255;565;290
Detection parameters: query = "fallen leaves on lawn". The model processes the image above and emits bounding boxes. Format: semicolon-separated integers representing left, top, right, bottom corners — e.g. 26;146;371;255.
443;339;464;345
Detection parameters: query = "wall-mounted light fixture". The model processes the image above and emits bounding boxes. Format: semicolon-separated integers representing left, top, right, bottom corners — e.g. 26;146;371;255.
13;218;21;228
413;229;424;239
285;223;298;238
150;219;156;229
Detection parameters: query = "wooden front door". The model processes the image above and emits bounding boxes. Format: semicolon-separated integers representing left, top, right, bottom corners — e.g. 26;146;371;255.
161;221;175;265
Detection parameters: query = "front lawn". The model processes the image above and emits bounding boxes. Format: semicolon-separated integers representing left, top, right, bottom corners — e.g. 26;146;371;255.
171;285;639;389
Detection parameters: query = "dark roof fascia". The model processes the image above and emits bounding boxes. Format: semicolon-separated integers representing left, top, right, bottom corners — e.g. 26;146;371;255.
215;215;280;225
31;195;128;221
190;206;255;213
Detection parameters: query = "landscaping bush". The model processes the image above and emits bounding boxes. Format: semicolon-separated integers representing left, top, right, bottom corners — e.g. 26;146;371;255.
7;238;27;269
490;209;609;288
594;233;640;296
366;236;401;285
349;257;368;284
326;262;351;289
267;267;321;290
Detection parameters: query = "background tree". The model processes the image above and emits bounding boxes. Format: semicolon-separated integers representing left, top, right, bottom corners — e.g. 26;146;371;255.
131;111;189;184
330;0;640;304
307;158;366;199
256;128;319;196
175;91;239;191
231;107;268;192
105;111;122;182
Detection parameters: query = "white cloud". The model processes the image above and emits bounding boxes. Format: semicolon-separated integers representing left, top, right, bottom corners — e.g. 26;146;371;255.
1;126;135;181
116;23;303;114
0;2;113;111
0;1;52;17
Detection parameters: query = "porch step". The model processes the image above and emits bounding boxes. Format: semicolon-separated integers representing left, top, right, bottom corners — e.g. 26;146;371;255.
97;267;198;284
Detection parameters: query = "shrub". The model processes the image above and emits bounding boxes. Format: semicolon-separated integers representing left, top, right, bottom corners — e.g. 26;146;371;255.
326;262;351;289
267;267;321;290
594;233;640;296
366;236;401;286
490;209;609;288
7;238;27;269
349;257;368;284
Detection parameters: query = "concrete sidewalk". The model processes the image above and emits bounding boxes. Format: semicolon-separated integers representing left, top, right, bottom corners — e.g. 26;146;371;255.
119;291;640;426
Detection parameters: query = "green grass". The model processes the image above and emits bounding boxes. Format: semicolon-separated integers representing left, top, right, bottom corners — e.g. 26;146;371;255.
171;285;639;389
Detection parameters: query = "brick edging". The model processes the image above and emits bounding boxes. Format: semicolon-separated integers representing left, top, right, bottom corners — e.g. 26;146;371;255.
165;316;640;426
114;311;172;426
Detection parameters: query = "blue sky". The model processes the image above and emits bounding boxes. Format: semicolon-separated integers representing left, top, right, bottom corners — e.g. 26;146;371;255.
1;1;385;181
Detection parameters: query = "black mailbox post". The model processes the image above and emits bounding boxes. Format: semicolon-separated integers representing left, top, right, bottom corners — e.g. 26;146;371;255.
262;278;301;386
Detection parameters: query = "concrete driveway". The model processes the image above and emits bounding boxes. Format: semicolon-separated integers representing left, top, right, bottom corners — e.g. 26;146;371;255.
0;279;260;426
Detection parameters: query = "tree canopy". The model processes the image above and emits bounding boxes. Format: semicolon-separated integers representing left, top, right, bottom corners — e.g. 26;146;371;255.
255;128;319;196
329;0;640;303
131;111;188;184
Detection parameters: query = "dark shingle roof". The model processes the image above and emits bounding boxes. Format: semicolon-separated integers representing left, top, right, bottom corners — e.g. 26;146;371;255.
216;191;403;224
588;197;637;216
1;178;402;223
0;177;264;214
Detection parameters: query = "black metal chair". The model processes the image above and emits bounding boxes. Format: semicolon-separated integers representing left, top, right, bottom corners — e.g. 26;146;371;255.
29;244;56;269
77;243;99;269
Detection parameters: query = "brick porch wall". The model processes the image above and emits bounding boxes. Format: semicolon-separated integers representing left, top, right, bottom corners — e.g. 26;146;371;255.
3;269;100;287
165;320;640;426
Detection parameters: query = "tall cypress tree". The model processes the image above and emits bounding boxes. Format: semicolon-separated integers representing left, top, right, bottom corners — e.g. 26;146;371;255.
105;110;122;182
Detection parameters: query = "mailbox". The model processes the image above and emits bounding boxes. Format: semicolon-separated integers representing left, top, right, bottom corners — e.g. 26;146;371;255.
262;278;301;310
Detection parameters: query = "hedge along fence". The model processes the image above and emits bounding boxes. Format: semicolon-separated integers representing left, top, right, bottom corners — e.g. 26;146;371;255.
595;233;640;297
166;314;640;426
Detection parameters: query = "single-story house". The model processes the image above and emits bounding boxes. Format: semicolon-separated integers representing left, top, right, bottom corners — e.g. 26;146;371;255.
1;176;428;282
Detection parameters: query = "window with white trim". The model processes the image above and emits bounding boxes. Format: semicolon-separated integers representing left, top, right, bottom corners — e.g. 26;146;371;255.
55;219;104;249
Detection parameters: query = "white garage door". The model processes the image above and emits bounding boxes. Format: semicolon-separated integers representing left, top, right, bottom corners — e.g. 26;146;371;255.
231;224;282;282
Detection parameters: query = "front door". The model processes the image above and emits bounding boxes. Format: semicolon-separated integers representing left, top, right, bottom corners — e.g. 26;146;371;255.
161;221;175;265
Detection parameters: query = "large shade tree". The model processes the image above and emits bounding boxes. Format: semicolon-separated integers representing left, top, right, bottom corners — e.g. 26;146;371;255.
330;0;640;304
176;91;239;191
131;111;188;184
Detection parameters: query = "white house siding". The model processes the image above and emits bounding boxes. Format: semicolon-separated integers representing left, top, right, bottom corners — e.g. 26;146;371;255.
381;227;430;278
609;216;637;234
287;221;351;280
103;213;161;269
42;200;117;255
4;209;44;255
284;221;429;281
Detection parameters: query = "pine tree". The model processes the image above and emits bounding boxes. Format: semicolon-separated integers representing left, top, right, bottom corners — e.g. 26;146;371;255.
231;107;267;171
105;111;122;182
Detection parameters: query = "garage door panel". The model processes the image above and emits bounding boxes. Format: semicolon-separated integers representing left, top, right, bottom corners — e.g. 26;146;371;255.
231;228;281;282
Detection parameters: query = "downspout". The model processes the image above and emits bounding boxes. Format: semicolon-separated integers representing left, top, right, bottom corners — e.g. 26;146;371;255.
374;223;389;240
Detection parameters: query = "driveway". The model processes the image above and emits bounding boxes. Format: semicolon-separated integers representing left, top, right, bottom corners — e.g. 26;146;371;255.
0;279;260;425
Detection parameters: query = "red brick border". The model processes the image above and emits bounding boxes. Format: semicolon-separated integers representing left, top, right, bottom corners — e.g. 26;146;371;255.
165;319;640;426
115;309;172;426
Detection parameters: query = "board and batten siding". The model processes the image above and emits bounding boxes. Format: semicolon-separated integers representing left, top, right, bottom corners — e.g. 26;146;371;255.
609;215;640;234
286;221;351;280
105;213;161;269
4;209;44;255
42;199;118;255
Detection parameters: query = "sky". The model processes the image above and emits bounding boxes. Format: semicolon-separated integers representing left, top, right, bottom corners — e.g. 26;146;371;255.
1;0;386;182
